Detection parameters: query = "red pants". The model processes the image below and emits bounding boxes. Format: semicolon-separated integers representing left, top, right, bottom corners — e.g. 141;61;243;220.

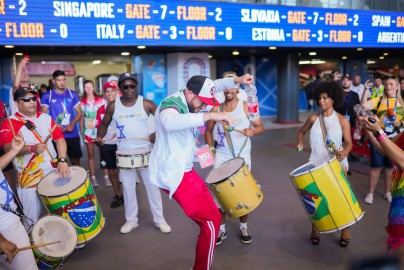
170;169;221;270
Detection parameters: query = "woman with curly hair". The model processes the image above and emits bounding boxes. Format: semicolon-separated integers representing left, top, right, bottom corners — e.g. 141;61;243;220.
296;80;353;247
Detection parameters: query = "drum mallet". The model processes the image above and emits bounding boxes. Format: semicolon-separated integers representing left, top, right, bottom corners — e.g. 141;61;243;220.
43;113;65;145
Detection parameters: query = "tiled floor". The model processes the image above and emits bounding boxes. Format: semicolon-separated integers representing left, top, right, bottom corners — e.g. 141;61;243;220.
52;114;391;270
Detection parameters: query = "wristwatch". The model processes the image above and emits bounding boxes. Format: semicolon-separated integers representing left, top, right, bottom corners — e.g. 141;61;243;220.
58;157;67;163
373;129;385;138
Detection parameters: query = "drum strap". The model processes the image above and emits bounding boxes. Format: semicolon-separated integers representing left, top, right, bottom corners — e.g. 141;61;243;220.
318;113;330;151
220;104;248;158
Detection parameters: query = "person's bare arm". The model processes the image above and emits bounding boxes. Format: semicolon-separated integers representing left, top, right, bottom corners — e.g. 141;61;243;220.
337;114;353;161
296;114;317;150
204;107;219;150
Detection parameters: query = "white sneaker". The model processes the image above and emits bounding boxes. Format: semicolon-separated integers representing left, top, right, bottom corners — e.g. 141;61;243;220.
385;192;392;203
105;176;112;187
154;221;171;233
91;176;99;187
120;221;138;234
364;193;373;204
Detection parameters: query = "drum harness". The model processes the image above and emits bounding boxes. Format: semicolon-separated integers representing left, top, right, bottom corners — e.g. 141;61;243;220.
220;104;248;159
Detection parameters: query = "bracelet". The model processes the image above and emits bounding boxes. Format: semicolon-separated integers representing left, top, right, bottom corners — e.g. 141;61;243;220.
209;145;215;153
30;145;34;153
376;133;387;141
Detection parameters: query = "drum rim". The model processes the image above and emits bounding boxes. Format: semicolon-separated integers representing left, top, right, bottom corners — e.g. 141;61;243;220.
206;158;245;184
37;166;89;197
116;148;151;156
32;215;78;258
289;156;337;178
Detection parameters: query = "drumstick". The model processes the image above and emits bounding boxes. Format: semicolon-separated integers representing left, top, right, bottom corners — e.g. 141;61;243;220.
92;137;150;143
18;241;60;251
43;113;65;145
3;104;16;137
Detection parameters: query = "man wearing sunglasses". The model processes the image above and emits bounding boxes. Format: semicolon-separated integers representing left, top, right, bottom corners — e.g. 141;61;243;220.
148;73;252;270
96;72;171;235
0;87;69;229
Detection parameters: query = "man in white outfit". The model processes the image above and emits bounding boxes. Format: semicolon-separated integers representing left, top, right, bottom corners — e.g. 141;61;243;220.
96;73;171;234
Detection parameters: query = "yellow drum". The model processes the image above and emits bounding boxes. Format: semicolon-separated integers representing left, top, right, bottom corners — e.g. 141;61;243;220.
206;158;263;217
289;156;364;233
31;215;77;270
37;167;105;245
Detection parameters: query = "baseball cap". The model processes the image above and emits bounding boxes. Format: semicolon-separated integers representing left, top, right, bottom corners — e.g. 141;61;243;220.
103;82;117;91
342;74;352;80
118;73;137;86
107;75;118;83
13;87;36;101
186;76;219;106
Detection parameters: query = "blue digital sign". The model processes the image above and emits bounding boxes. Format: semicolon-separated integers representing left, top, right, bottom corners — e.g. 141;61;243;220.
0;0;403;48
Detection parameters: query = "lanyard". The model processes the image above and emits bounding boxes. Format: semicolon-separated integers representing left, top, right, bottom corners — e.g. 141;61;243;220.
344;92;352;114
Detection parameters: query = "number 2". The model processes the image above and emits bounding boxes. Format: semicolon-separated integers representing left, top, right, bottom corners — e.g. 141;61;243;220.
19;0;27;16
215;7;222;22
353;14;359;26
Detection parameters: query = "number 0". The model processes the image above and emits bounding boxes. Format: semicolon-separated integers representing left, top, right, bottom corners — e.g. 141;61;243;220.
60;24;68;38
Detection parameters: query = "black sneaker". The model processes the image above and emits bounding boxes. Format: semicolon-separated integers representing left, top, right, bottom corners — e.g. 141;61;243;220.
216;230;227;246
240;228;252;244
111;195;124;208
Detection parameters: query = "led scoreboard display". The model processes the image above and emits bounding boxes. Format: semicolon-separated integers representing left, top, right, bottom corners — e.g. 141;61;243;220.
0;0;404;48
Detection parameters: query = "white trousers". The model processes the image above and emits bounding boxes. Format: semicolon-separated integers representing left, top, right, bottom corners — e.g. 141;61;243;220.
0;219;37;270
120;167;165;224
16;188;42;231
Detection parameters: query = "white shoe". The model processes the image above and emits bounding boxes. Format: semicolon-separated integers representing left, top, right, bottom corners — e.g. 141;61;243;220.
385;192;392;203
105;176;112;187
76;243;86;249
154;221;171;233
120;221;138;234
364;193;373;204
91;176;99;187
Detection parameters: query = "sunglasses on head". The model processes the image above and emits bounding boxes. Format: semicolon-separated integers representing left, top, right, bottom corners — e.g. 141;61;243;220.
18;96;37;102
121;84;137;90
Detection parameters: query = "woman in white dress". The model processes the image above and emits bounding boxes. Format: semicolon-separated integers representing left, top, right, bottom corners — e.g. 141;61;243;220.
296;80;353;247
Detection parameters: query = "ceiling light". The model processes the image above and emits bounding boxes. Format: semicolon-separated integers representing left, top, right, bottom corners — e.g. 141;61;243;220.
232;50;240;56
383;52;388;56
4;45;14;48
379;56;384;59
342;56;348;59
367;60;376;64
208;55;213;59
309;52;317;56
41;61;46;64
121;52;130;56
357;48;363;51
15;53;23;56
268;46;277;50
92;60;101;65
137;46;146;49
310;60;326;64
298;60;311;65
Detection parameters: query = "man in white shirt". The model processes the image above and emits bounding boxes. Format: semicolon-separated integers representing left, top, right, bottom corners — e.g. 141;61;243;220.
149;74;252;270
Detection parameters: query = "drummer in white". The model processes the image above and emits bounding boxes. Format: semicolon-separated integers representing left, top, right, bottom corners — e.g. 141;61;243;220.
205;72;264;245
96;73;171;234
0;87;70;230
0;134;37;270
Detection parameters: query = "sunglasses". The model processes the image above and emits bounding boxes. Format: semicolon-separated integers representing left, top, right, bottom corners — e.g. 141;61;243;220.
121;84;137;90
18;96;37;102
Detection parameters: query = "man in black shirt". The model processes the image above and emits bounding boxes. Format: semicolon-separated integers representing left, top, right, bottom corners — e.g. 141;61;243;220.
335;74;361;164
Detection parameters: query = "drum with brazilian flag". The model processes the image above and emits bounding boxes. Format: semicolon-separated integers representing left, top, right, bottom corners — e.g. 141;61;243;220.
289;156;364;233
37;167;105;244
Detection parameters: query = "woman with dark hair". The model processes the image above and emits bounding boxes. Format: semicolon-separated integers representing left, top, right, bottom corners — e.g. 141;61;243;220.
296;80;353;247
80;80;109;187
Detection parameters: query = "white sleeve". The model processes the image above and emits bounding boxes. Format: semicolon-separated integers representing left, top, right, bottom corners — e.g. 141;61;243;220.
213;77;239;94
160;108;204;132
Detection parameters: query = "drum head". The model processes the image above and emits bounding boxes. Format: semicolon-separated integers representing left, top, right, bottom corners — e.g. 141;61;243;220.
116;148;150;155
290;156;335;177
37;167;87;197
31;215;77;258
206;158;244;184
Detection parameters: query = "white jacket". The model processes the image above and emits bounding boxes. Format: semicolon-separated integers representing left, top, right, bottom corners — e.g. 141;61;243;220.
149;77;238;198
